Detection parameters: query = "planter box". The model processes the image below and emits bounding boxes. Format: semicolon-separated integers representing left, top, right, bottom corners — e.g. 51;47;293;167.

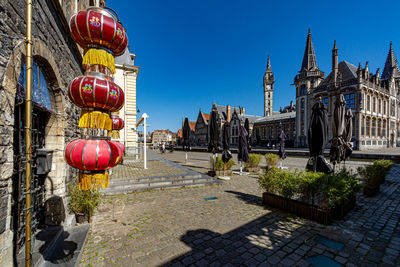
262;192;356;225
244;166;260;173
75;213;89;224
208;170;232;177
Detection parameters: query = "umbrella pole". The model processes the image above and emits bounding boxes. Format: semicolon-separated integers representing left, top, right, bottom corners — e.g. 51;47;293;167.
240;161;242;173
185;152;188;163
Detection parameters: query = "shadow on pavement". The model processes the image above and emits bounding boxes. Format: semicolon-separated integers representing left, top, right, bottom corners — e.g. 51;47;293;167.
225;190;263;206
160;212;313;266
36;227;77;264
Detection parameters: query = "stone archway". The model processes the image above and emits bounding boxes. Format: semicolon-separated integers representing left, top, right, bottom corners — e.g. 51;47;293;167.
2;37;67;201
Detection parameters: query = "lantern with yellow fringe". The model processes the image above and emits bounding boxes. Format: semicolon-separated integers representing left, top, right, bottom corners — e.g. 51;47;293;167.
68;73;124;130
108;114;124;138
65;6;128;191
65;138;123;190
69;7;128;76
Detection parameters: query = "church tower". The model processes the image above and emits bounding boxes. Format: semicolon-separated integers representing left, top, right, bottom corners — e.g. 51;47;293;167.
294;29;325;147
263;55;274;116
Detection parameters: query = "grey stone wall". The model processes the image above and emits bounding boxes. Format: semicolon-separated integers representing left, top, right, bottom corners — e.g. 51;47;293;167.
0;0;90;265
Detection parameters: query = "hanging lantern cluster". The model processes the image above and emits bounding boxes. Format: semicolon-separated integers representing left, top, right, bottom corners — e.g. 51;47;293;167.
108;113;125;138
65;7;127;190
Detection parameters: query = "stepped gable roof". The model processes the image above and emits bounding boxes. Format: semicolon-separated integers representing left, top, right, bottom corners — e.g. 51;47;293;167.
215;104;241;121
381;42;400;80
300;29;319;71
315;61;358;91
189;121;196;131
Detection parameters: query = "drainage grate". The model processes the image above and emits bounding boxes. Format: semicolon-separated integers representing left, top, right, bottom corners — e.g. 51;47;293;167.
315;236;344;251
307;255;341;267
204;197;218;201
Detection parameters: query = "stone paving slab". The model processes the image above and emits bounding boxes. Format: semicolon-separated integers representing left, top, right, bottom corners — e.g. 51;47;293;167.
111;155;185;179
79;152;400;267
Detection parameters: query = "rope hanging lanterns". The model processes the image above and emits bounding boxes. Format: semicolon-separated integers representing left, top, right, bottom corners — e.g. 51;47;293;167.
65;6;128;190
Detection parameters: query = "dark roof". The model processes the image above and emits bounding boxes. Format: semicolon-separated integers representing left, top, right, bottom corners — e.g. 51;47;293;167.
316;61;357;90
381;42;400;80
254;112;296;124
301;29;319;71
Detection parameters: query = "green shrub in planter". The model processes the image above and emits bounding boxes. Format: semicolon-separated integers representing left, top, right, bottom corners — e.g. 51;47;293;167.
259;167;361;208
265;153;279;169
258;167;299;198
245;154;262;168
323;169;361;207
358;159;393;187
298;171;326;205
67;180;101;222
214;157;235;171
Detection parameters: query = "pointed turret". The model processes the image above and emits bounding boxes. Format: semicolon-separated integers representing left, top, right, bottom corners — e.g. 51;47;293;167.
266;55;271;72
381;41;400;80
332;40;338;85
300;28;319;71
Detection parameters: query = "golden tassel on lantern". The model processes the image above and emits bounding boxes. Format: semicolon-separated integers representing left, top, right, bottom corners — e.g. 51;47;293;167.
79;110;112;130
107;130;120;139
78;171;110;190
83;48;116;74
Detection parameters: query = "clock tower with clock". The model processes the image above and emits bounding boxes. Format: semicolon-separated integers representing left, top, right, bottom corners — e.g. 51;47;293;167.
263;55;274;116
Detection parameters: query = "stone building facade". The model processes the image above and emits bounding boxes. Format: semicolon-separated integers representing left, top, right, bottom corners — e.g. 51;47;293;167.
114;49;140;156
252;111;296;147
294;30;400;150
0;0;103;265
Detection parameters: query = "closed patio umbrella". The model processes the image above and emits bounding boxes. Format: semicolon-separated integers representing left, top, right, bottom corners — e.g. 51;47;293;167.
306;101;333;173
208;108;219;154
219;121;231;180
183;117;191;162
278;130;287;160
244;118;251;151
343;109;353;160
234;125;250;175
330;94;346;167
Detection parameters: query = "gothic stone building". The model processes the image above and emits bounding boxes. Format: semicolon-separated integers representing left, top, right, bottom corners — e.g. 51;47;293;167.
0;1;105;265
295;29;400;150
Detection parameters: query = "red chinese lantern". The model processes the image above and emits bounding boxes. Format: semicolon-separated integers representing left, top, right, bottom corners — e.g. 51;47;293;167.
68;74;125;130
108;114;124;138
69;7;128;75
65;7;128;191
65;139;122;189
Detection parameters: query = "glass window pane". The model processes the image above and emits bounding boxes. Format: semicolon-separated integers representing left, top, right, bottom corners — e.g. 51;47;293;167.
17;61;52;111
39;68;52;110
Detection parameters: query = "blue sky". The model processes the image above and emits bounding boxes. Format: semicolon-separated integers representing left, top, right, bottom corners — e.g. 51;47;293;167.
109;0;400;132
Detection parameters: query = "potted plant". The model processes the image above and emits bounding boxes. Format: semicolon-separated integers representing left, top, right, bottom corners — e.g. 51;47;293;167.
358;159;392;197
208;157;235;177
265;153;279;170
67;180;101;223
244;154;262;173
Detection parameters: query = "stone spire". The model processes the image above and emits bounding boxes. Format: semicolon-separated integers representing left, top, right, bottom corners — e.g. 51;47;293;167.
381;41;400;80
300;28;319;71
266;55;271;72
332;40;338;85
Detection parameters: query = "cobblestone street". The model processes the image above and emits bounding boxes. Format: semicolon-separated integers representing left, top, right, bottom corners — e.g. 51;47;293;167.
111;156;185;179
80;152;400;266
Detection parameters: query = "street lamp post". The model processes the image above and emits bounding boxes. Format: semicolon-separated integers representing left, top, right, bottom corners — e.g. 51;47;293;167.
136;113;149;169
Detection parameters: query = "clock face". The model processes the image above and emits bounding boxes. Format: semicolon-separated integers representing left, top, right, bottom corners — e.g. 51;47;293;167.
266;85;271;89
